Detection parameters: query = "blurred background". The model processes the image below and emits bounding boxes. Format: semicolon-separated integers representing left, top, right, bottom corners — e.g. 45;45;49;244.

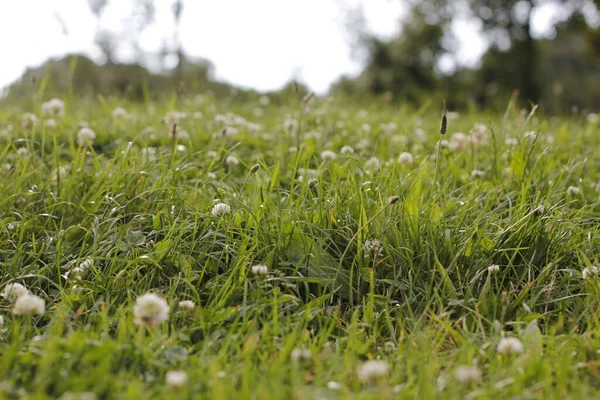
2;0;600;112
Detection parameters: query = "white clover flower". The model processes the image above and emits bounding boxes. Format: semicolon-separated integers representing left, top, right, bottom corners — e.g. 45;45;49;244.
567;186;581;196
207;172;217;180
259;95;270;106
112;107;129;119
206;150;218;159
45;119;58;129
362;239;383;257
178;300;195;310
65;258;92;280
340;146;354;155
211;203;231;217
398;152;414;165
165;370;188;388
454;365;482;384
133;293;169;327
251;264;268;276
291;348;312;363
497;337;524;355
12;293;45;316
77;127;96;147
327;381;342;390
505;137;518;146
438;139;449;148
364;157;381;172
361;123;371;133
471;169;485;178
449;132;470;151
2;283;28;302
488;264;500;274
587;113;598;124
22;113;37;129
583;266;599;280
357;360;388;383
320;150;337;162
226;155;239;166
41;98;65;117
380;122;398;135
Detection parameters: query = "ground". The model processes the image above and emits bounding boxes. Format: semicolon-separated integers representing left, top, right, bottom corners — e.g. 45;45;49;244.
0;92;599;399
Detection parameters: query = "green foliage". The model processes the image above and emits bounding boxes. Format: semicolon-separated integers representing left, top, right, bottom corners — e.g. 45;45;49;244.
0;91;600;398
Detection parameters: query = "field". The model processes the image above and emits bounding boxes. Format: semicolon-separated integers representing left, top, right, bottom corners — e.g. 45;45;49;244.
1;92;600;399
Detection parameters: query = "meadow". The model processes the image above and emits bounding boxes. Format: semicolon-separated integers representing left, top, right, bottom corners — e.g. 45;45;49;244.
1;91;600;399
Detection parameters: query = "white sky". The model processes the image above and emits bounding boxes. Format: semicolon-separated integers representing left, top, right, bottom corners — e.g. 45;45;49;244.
0;0;567;93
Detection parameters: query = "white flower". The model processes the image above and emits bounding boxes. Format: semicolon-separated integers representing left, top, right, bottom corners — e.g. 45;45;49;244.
178;300;195;310
207;172;217;180
211;203;231;217
259;95;270;106
327;381;343;391
165;370;188;388
340;146;354;155
2;283;28;302
22;113;37;129
361;123;371;133
12;293;45;316
77;127;96;147
505;137;518;146
133;293;169;327
291;348;312;363
41;98;65;117
112;107;129;119
206;150;218;159
380;122;398;135
488;264;500;274
362;239;383;257
454;366;482;384
497;337;524;355
45;119;58;129
587;113;598;124
251;264;268;276
583;266;599;280
320;150;337;162
364;157;381;172
226;155;239;166
567;186;581;196
357;360;388;383
471;169;485;178
449;132;469;151
398;152;414;165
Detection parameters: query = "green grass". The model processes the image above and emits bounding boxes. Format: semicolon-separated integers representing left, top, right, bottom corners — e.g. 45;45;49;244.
1;92;600;399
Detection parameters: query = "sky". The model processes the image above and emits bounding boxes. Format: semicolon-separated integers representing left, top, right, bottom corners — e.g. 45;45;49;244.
0;0;568;94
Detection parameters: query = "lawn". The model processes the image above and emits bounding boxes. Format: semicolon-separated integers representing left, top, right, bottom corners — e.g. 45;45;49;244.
1;92;600;399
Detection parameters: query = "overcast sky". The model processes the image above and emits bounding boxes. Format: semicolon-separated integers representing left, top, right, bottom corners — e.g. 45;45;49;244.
0;0;571;93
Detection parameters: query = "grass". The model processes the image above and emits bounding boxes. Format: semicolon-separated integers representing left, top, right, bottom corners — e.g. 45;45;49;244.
1;91;600;399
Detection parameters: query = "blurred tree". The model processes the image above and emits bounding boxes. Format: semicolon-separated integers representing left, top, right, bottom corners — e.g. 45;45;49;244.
332;1;455;104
